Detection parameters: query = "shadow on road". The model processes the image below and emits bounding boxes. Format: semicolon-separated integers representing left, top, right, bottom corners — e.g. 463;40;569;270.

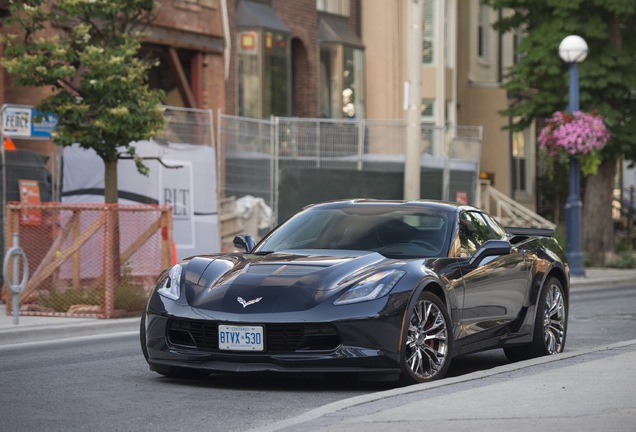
149;349;512;392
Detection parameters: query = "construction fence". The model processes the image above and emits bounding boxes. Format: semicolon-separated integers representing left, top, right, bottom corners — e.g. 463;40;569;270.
218;113;483;232
2;203;173;318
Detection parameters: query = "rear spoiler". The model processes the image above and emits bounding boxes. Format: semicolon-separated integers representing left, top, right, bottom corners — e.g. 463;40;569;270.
505;227;554;238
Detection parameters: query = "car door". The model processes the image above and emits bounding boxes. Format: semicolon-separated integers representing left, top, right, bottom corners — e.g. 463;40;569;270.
455;210;530;343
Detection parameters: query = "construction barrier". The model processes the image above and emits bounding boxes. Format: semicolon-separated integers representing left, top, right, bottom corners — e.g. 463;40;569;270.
2;203;173;318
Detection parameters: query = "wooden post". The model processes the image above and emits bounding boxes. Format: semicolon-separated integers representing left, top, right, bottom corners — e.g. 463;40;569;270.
72;209;80;289
160;207;173;270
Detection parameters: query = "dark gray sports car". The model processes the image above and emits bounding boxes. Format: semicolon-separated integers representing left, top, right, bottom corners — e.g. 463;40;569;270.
141;199;569;385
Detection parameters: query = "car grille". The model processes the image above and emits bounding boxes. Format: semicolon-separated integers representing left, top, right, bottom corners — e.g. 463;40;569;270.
167;319;341;353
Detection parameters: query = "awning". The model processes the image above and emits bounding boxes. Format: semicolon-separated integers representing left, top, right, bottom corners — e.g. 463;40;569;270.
237;0;290;33
318;14;364;49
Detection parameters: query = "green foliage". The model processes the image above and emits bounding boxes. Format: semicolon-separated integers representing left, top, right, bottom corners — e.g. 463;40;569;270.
485;0;636;161
0;0;165;173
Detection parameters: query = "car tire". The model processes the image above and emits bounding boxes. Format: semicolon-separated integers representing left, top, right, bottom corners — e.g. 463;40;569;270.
399;292;453;385
504;276;567;362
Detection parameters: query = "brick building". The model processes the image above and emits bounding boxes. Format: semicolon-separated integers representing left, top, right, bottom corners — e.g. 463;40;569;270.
225;0;363;119
0;0;364;123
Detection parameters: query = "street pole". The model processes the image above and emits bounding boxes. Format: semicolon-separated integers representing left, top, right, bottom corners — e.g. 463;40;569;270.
560;36;587;277
404;0;423;201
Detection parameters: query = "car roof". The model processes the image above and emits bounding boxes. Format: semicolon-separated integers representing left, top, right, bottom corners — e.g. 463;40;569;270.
304;199;478;214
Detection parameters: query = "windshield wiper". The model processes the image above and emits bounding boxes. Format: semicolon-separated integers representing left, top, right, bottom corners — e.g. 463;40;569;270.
252;250;275;255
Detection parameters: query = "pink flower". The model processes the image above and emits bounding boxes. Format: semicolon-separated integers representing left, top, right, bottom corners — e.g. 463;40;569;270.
538;111;610;156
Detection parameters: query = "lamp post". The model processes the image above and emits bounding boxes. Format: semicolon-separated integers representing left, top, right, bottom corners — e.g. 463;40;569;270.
559;35;588;277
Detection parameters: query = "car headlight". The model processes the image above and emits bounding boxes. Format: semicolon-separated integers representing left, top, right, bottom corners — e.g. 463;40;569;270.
334;269;405;305
158;264;183;300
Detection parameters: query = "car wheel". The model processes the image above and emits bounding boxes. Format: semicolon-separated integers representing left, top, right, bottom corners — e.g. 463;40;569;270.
400;292;453;385
504;276;567;362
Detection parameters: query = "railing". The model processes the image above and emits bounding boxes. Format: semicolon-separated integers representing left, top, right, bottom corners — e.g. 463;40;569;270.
479;180;556;230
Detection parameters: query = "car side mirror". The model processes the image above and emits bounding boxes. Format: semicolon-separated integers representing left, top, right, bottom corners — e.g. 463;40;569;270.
469;240;511;266
233;235;256;253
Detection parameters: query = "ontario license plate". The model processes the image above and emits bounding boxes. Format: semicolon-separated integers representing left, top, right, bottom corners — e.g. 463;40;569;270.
218;325;264;351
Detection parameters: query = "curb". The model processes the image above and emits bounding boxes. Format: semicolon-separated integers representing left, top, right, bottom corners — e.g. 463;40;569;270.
570;277;635;290
0;317;140;346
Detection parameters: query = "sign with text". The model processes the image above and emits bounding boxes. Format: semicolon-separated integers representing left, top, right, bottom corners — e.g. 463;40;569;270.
1;104;57;139
19;179;42;225
160;160;195;249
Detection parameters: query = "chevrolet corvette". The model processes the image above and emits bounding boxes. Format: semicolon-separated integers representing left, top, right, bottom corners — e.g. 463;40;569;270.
141;199;569;385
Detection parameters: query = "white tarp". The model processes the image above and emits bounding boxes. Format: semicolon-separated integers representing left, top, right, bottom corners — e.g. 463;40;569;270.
62;141;220;260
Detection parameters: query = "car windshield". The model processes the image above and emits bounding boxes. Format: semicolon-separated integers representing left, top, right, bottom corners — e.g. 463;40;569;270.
255;205;453;258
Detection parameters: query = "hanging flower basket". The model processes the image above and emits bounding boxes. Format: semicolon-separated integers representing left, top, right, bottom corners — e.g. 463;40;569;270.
538;111;610;176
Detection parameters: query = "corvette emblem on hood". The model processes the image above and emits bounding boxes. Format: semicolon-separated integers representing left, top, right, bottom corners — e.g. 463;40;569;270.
237;296;263;308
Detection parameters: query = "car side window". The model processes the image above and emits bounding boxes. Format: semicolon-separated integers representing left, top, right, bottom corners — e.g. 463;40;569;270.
458;211;497;257
481;213;508;239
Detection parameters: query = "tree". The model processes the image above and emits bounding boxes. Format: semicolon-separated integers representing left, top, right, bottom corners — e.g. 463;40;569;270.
1;1;166;312
485;0;636;264
1;0;166;204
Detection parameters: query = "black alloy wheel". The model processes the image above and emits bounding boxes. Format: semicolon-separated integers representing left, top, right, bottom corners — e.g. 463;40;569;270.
504;276;567;362
400;292;453;385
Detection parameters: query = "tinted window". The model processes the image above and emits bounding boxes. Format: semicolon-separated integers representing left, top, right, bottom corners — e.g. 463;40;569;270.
481;213;508;239
256;205;452;258
458;211;497;257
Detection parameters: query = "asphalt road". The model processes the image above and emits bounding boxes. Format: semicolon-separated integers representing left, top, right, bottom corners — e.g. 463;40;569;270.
1;284;634;432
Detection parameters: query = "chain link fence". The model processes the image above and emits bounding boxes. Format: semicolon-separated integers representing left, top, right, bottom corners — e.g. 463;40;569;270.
218;113;482;230
2;203;173;318
157;105;215;147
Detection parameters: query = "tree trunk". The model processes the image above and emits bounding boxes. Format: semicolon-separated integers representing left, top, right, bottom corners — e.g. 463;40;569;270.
104;159;119;204
582;158;616;264
103;159;121;316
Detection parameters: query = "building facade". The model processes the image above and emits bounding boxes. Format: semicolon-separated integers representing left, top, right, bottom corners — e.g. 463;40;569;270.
362;0;537;211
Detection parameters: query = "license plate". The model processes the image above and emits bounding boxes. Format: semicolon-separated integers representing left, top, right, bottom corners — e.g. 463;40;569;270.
218;324;264;351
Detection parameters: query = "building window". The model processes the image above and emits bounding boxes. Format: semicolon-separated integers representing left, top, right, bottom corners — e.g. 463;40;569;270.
263;32;290;117
144;45;195;107
317;0;350;16
237;30;290;118
478;1;489;61
319;45;364;118
318;14;365;119
421;98;435;122
512;128;528;192
422;0;435;64
236;1;291;118
238;31;261;117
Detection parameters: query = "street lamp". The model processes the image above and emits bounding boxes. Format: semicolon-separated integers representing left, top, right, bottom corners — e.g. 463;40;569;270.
559;35;588;277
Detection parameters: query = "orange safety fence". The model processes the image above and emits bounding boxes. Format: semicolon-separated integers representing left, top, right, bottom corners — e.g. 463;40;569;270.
2;203;174;318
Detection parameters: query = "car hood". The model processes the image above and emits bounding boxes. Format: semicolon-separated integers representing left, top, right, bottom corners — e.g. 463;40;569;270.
183;250;401;313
